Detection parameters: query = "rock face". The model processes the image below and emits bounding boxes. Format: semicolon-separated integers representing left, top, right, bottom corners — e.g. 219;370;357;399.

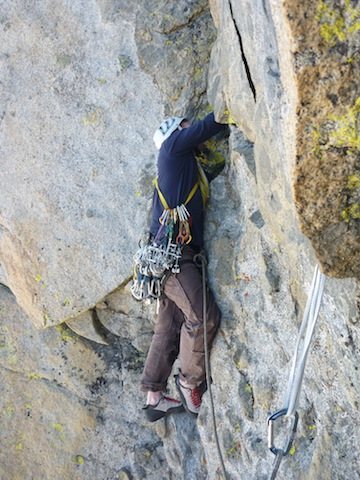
0;0;162;327
0;284;170;480
0;1;359;480
208;0;360;280
288;0;360;279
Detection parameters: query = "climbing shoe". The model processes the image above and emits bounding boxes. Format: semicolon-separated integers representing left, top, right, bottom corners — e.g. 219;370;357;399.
143;395;184;422
175;375;203;416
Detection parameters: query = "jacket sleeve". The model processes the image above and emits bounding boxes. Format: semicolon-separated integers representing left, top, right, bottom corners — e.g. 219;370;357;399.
168;112;226;154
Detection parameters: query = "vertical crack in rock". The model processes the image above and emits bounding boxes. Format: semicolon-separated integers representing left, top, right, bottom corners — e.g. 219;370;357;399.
261;238;281;294
228;0;257;102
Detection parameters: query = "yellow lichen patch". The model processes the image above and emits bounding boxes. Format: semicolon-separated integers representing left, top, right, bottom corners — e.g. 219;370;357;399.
15;442;24;452
14;434;25;452
118;472;130;480
62;298;71;307
289;0;359;276
28;372;43;380
235;360;241;370
234;423;241;433
226;440;241;458
329;98;360;150
198;138;226;166
1;336;18;365
73;454;85;465
82;108;102;127
347;174;360;189
143;450;152;459
244;383;253;394
341;203;360;222
316;0;360;46
311;99;360;172
55;324;77;342
223;108;237;125
289;445;296;456
335;404;345;413
53;423;65;441
203;103;214;114
35;274;46;289
193;65;204;82
53;423;63;432
311;127;323;158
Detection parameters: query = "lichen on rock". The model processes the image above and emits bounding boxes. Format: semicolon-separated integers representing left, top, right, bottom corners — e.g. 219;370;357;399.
0;1;359;480
287;0;360;279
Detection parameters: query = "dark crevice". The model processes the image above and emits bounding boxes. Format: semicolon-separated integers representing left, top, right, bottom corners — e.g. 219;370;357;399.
261;237;281;294
91;308;111;341
0;283;12;294
153;5;209;35
228;0;257;102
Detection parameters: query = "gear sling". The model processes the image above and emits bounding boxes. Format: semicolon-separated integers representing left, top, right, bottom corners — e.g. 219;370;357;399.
130;163;209;301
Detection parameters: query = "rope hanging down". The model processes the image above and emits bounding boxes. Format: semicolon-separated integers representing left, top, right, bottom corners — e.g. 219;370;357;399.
267;264;326;480
195;253;228;480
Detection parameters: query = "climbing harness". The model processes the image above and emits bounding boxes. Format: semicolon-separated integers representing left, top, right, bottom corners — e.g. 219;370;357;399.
267;264;326;480
131;172;206;302
196;159;210;207
195;252;228;480
154;158;210;209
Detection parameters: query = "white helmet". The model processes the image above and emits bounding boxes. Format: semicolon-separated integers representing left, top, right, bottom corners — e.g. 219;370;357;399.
153;116;186;150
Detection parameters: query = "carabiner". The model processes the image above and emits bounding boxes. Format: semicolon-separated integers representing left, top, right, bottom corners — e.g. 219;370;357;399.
267;409;299;456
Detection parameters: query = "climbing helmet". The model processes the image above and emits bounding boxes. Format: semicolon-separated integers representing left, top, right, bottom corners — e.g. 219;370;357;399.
153;116;186;150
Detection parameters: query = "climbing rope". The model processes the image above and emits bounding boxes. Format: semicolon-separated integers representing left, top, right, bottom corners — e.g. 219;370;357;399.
267;264;326;479
195;252;228;480
284;265;326;416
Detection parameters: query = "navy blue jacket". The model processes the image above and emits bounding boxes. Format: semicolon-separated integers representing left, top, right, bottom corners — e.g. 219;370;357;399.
150;112;226;248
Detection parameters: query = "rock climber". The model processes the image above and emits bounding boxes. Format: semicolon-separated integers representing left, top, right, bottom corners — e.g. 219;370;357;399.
140;112;227;422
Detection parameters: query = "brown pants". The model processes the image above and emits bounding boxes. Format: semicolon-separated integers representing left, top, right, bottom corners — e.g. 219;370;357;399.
140;247;221;392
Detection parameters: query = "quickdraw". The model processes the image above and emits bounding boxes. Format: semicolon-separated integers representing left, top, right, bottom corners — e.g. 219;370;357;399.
267;265;325;480
130;238;182;301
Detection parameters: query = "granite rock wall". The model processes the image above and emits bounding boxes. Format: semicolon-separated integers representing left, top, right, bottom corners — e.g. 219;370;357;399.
0;1;359;479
